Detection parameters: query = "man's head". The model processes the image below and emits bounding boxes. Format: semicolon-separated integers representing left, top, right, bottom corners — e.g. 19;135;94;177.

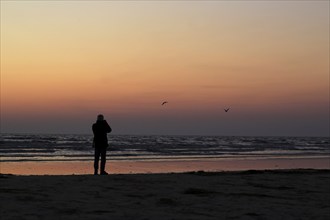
97;114;104;121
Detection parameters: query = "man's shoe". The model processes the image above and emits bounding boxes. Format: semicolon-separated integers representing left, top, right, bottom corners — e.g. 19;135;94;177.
100;171;108;175
94;170;98;175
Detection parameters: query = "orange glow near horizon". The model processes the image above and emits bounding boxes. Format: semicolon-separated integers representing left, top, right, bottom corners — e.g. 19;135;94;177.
1;1;329;135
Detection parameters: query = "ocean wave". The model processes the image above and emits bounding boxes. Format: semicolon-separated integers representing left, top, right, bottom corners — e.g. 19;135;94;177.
1;134;329;162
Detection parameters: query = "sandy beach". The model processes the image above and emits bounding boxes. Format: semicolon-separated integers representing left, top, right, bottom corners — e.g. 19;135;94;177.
1;157;329;175
1;169;329;220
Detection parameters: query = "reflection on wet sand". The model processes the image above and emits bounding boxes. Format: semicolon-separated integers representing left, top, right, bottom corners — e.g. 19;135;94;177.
1;157;329;175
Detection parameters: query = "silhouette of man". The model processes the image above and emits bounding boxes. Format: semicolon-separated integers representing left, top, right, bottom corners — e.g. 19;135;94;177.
92;114;112;175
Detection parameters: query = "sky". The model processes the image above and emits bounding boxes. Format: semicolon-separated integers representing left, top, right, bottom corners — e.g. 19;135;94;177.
1;1;329;136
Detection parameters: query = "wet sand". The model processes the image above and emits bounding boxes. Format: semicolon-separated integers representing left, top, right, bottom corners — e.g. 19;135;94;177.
0;157;329;175
1;169;329;220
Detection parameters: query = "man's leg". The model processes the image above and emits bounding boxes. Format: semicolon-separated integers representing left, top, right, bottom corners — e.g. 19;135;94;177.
100;147;107;175
94;148;101;175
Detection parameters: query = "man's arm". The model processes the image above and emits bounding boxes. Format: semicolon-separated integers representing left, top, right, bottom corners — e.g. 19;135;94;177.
104;120;112;133
92;124;96;135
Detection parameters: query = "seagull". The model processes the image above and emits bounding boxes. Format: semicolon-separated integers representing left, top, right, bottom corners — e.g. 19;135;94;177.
224;108;230;112
161;101;168;106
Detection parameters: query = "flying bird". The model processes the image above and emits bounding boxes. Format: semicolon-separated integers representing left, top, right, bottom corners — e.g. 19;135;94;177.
224;108;230;112
162;101;168;106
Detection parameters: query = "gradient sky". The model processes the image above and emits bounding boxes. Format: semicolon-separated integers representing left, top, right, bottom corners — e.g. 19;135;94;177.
1;1;329;136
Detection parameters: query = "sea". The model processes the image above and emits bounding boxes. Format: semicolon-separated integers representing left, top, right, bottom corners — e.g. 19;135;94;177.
0;134;329;162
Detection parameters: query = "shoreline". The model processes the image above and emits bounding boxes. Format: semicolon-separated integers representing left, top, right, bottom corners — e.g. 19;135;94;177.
1;157;329;175
1;168;329;176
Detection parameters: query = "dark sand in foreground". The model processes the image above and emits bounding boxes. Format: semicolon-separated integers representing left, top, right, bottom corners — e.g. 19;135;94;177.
1;169;329;220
